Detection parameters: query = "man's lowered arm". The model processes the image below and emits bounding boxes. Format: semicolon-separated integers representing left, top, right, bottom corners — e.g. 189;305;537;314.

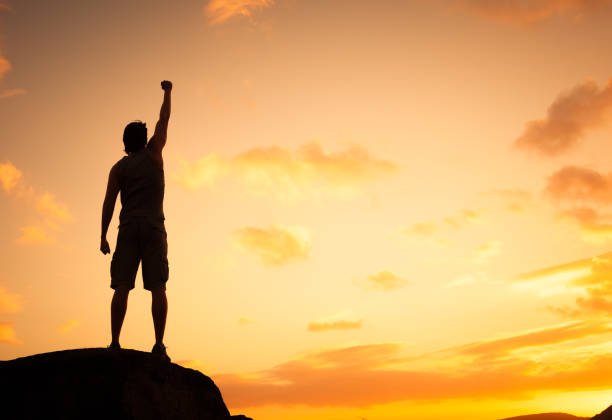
100;165;120;255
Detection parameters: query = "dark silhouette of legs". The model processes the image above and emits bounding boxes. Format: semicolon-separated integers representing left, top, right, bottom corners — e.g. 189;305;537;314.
111;285;131;346
151;287;167;345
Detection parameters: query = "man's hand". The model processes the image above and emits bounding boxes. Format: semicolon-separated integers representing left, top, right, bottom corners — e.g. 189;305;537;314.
161;80;172;91
100;237;111;255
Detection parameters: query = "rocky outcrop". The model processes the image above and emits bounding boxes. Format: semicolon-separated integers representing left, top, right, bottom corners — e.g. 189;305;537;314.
0;348;252;420
592;405;612;420
500;414;589;420
499;406;612;420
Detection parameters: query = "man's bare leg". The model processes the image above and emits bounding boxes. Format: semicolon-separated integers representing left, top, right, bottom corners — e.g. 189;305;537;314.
151;287;167;345
110;285;131;346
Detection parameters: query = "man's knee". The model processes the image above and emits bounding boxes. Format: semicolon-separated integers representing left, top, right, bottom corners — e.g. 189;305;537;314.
150;286;166;297
113;284;131;296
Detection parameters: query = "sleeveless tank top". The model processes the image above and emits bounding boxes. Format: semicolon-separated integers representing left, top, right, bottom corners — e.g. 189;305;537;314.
116;148;165;224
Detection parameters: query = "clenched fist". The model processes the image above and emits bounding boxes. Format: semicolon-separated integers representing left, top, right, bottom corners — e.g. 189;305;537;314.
100;237;111;255
161;80;173;91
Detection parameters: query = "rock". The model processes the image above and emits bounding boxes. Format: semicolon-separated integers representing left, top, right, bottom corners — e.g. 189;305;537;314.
0;348;252;420
499;414;589;420
592;405;612;420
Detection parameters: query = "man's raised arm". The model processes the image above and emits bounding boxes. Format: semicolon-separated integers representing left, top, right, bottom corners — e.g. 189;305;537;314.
148;80;172;155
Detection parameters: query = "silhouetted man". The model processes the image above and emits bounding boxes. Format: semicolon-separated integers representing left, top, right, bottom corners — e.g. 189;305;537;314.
100;80;172;361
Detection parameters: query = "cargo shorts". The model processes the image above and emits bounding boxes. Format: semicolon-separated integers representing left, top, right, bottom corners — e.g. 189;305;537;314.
110;218;169;291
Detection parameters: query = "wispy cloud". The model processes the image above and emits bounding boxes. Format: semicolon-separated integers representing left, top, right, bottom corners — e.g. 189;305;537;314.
0;88;25;99
514;252;612;318
448;321;612;357
175;142;398;200
0;286;21;313
308;319;363;332
402;221;439;236
17;225;53;245
480;189;533;212
513;253;595;296
366;270;407;291
0;55;10;81
234;224;310;266
176;154;226;190
214;336;612;408
36;193;71;222
0;322;22;344
474;240;503;263
238;317;254;326
445;272;488;288
402;209;482;239
456;0;612;25
514;78;612;156
205;0;275;25
0;161;72;244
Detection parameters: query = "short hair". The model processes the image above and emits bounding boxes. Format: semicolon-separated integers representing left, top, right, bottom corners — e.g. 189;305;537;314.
123;121;147;153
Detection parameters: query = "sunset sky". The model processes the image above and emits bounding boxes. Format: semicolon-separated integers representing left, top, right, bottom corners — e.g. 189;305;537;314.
2;0;612;419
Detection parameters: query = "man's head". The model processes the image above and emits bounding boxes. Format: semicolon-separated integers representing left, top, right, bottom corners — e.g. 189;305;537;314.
123;121;147;153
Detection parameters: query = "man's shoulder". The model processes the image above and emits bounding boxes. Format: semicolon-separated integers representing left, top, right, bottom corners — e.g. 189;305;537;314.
145;145;164;169
111;156;128;174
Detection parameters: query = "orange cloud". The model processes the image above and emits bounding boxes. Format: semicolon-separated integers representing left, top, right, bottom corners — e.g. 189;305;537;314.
559;207;612;242
0;322;22;344
0;286;21;313
234;225;310;266
542;166;612;241
0;161;22;192
205;0;275;25
176;154;226;190
17;225;53;245
175;142;398;199
214;341;612;408
456;0;612;25
366;270;407;290
0;161;71;243
0;55;10;81
57;319;81;334
546;166;612;203
307;319;363;332
36;193;72;222
514;78;612;156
